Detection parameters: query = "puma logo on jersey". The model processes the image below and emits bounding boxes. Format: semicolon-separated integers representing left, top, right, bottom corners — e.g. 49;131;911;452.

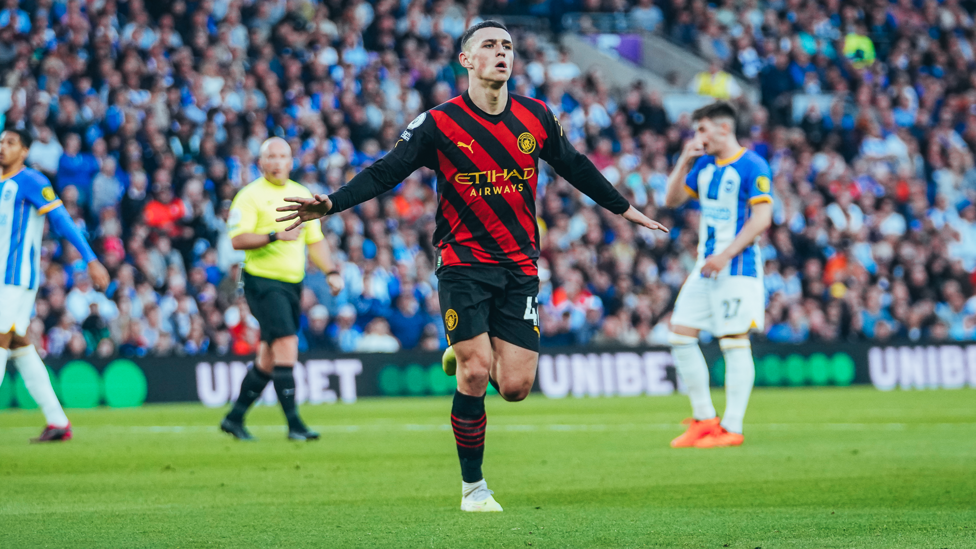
457;140;475;153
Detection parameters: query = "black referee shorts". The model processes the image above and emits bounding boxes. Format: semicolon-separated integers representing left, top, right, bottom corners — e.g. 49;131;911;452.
437;265;540;352
243;271;302;343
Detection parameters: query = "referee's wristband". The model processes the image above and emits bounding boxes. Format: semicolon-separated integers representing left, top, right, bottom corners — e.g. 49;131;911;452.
326;270;340;277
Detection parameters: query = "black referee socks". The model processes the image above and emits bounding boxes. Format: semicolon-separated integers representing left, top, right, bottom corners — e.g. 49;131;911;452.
451;390;487;483
272;366;306;432
226;366;272;422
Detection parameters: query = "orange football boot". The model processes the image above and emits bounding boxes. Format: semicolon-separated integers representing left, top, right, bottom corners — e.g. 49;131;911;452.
670;417;721;448
694;426;744;448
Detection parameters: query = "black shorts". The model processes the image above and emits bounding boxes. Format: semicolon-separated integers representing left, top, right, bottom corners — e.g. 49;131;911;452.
437;265;540;352
243;272;302;343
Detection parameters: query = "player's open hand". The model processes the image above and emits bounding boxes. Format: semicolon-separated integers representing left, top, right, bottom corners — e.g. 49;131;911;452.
621;206;669;233
327;271;344;296
88;260;111;290
276;194;333;231
700;252;730;278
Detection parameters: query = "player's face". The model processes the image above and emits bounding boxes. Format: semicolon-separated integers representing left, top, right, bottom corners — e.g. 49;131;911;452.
259;141;292;183
694;118;727;156
461;28;514;84
0;131;27;171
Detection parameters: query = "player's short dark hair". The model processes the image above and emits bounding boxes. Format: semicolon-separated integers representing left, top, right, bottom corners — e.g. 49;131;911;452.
460;20;510;52
2;127;32;149
691;101;737;130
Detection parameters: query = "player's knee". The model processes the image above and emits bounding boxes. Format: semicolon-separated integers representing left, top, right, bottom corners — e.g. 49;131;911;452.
456;347;492;388
668;332;699;348
458;367;489;391
499;378;532;402
270;336;299;363
718;337;751;354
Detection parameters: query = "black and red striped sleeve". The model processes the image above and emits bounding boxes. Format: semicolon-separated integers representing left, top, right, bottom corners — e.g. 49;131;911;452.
537;104;630;215
327;112;436;214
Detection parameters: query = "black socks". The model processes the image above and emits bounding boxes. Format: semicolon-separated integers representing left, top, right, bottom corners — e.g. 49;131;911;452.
451;390;487;483
273;365;306;431
226;366;271;422
227;365;309;433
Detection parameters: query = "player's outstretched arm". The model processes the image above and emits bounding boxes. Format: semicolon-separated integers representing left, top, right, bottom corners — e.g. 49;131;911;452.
46;206;110;289
87;260;111;290
277;113;434;231
664;137;704;209
700;201;773;277
621;205;669;233
540;108;667;232
24;175;109;289
276;194;333;231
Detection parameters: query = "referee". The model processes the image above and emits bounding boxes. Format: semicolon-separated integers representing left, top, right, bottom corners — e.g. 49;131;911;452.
220;137;343;441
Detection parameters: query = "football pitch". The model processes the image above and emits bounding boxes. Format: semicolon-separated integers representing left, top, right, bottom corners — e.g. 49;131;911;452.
1;387;974;548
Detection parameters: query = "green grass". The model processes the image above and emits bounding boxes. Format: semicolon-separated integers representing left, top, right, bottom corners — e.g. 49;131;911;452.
1;387;974;548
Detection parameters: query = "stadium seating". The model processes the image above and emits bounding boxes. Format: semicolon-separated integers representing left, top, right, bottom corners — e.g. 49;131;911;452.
1;0;974;359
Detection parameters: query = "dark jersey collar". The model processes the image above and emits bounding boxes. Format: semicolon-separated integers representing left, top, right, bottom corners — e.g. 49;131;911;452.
461;90;512;123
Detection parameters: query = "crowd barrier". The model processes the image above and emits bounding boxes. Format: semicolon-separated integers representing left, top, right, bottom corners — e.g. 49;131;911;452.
1;342;974;409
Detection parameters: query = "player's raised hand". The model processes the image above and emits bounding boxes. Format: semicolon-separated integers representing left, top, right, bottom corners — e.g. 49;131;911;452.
680;136;705;166
621;206;669;233
88;260;111;290
276;194;333;231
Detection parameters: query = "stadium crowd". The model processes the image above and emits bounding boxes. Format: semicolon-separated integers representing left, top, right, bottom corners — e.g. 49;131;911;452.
1;0;975;359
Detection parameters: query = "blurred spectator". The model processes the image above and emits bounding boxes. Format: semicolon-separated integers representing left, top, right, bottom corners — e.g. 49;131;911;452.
27;127;62;178
300;305;335;352
0;0;31;34
81;303;110;354
844;21;876;69
143;183;188;239
56;134;99;207
387;292;431;350
334;305;362;353
184;316;211;355
767;305;811;343
66;272;118;325
759;53;796;126
121;171;151;233
629;0;663;33
357;318;401;353
548;47;581;83
91;157;123;218
688;60;742;101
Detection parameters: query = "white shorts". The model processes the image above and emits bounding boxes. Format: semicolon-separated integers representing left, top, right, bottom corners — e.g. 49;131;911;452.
0;285;37;337
671;273;765;337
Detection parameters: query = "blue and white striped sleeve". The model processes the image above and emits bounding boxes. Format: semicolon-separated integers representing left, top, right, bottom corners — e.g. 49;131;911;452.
23;171;98;263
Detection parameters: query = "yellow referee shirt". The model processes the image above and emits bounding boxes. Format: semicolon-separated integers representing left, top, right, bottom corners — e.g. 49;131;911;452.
228;177;325;283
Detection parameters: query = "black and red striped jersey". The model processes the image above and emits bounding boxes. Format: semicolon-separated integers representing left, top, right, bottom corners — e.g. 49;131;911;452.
328;91;630;277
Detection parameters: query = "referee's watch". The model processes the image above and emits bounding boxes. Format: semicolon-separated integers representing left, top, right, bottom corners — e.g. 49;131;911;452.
268;231;277;243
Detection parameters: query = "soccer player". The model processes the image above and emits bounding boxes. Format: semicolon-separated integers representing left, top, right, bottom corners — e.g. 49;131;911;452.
0;128;111;442
219;137;343;442
276;21;668;511
663;101;773;448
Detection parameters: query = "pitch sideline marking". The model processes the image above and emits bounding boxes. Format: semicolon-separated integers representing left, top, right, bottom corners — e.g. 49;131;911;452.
2;422;974;435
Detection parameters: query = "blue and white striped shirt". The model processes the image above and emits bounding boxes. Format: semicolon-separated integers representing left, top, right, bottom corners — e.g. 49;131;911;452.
684;148;773;278
0;167;96;289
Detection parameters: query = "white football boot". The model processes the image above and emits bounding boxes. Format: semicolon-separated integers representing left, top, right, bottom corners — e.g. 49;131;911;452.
460;479;503;512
